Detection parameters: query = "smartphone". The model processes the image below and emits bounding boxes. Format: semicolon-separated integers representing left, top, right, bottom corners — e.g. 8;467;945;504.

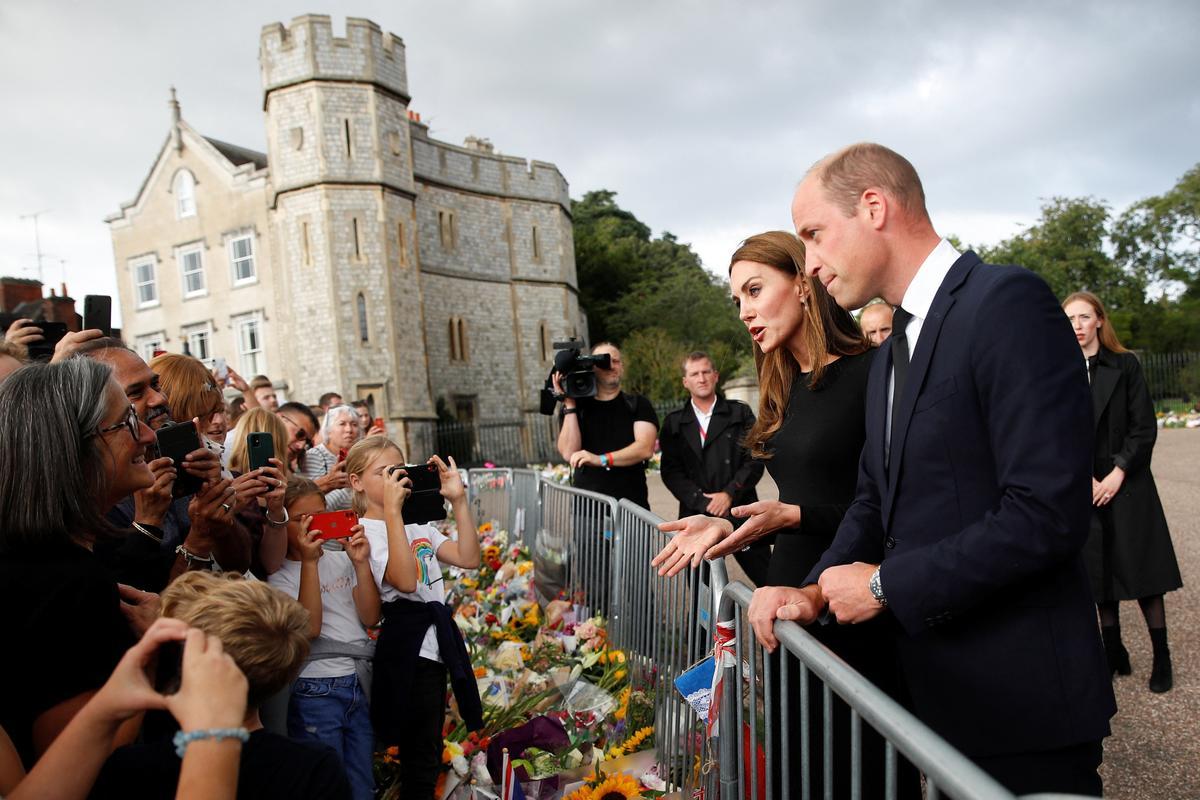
387;462;447;524
213;356;229;385
338;449;348;463
156;421;205;498
26;322;68;362
247;431;274;472
308;510;359;541
373;417;385;430
83;295;113;337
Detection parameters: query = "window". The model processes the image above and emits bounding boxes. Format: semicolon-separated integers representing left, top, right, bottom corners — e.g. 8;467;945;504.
448;316;468;362
183;323;213;366
229;235;256;284
132;257;158;308
234;313;265;376
136;332;164;362
178;244;206;298
438;210;457;251
301;222;312;265
174;171;196;219
352;217;362;260
343;118;353;158
357;293;369;343
397;221;408;267
532;225;541;262
539;321;550;362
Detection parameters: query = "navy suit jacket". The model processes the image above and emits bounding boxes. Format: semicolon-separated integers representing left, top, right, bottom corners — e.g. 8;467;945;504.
804;251;1116;757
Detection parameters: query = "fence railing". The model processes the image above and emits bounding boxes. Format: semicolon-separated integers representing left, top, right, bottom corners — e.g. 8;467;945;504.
1138;350;1199;404
465;471;1074;800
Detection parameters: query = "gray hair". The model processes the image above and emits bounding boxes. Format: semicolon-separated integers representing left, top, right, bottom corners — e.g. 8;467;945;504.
321;404;359;437
0;358;118;552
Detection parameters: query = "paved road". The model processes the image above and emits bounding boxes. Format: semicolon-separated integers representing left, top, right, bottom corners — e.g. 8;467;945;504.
646;429;1198;799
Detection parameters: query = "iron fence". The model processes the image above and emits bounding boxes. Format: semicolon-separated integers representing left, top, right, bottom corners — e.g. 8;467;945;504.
1138;351;1200;404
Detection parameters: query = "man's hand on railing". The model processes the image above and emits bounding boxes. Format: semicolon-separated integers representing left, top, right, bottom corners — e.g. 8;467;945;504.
751;585;824;651
653;514;734;576
703;499;802;559
818;562;884;624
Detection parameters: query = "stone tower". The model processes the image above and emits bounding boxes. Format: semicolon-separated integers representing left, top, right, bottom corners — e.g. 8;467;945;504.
260;15;434;442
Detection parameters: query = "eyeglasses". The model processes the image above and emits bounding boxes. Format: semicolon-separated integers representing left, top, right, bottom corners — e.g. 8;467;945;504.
92;404;141;441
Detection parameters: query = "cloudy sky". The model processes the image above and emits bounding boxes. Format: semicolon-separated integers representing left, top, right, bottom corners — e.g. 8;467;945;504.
1;1;1197;325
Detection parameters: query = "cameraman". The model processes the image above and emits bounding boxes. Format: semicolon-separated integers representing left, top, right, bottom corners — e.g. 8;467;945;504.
555;342;658;509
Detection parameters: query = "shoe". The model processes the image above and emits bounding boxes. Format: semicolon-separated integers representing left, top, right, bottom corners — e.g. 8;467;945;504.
1101;625;1132;676
1149;628;1173;693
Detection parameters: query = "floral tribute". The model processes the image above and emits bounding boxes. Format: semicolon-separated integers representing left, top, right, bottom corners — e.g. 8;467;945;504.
374;522;665;799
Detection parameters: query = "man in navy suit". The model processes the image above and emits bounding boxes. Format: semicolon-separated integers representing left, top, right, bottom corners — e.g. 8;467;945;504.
727;143;1116;794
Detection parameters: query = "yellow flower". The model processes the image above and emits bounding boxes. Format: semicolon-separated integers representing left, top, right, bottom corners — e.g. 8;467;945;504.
479;522;494;533
613;668;627;681
590;772;641;799
562;788;593;800
484;545;501;560
517;561;533;575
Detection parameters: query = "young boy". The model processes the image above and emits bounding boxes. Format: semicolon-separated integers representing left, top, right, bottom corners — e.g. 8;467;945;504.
267;477;380;800
89;572;352;799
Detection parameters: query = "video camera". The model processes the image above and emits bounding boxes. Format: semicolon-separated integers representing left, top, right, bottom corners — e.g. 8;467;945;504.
539;338;612;415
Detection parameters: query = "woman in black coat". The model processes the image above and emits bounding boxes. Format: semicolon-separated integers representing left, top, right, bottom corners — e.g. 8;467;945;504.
1064;291;1182;693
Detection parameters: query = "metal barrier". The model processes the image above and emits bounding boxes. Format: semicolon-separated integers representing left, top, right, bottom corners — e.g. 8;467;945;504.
536;480;620;618
712;580;1021;800
509;468;541;546
610;499;726;795
466;468;513;532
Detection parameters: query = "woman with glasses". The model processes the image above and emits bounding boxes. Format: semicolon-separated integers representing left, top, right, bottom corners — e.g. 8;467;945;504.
0;358;159;770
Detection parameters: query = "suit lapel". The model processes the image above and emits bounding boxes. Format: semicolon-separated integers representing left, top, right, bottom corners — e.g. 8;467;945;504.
679;402;703;460
1090;352;1120;430
883;252;979;524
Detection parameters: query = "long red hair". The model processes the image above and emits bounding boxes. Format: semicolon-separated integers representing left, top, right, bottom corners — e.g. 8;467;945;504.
1063;291;1128;354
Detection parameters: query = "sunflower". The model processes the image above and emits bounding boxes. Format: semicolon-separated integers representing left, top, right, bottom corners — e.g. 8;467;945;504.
590;772;642;799
562;788;594;800
479;522;494;533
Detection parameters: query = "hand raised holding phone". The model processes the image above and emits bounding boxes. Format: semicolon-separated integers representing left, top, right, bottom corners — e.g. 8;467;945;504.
295;515;324;563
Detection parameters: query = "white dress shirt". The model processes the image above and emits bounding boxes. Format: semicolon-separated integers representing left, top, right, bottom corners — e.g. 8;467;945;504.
886;238;962;453
691;399;715;444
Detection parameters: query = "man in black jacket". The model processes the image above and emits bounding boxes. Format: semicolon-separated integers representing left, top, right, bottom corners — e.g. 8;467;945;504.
660;352;768;584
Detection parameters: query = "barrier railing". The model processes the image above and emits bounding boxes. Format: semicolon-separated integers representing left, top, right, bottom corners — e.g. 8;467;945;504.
713;580;1022;800
536;480;620;619
466;468;513;533
509;468;541;546
610;499;726;794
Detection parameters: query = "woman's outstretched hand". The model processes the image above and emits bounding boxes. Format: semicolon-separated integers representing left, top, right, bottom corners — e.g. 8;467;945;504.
652;514;734;576
703;499;801;559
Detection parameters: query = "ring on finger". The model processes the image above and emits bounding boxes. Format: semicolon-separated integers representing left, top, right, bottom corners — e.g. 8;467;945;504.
220;502;232;512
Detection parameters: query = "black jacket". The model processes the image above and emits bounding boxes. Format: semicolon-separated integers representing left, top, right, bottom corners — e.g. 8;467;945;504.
1082;347;1181;600
660;397;763;520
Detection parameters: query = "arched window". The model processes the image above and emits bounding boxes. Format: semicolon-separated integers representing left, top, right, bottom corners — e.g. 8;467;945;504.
357;293;369;342
174;170;196;219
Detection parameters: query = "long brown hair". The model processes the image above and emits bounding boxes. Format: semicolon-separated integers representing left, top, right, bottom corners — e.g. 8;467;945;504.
149;353;223;426
1062;291;1129;354
731;231;869;459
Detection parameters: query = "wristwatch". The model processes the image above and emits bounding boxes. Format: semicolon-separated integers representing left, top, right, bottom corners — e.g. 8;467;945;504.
869;566;887;608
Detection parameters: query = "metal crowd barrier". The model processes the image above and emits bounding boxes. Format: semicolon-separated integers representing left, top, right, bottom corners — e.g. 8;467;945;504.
712;581;1030;800
609;499;726;795
466;467;513;533
537;480;620;618
509;468;541;545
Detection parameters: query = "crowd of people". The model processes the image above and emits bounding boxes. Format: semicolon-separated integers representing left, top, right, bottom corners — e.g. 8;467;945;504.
0;330;479;799
0;141;1183;800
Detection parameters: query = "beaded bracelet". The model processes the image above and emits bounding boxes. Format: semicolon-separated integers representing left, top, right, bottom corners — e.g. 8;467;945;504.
173;727;250;757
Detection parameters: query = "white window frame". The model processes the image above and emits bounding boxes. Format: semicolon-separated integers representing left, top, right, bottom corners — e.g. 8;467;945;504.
232;312;266;377
177;243;207;299
228;234;257;286
135;332;165;363
174;170;196;219
131;256;159;309
183;322;214;367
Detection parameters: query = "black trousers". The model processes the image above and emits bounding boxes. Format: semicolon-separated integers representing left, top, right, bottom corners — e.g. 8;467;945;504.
396;656;448;800
975;740;1104;797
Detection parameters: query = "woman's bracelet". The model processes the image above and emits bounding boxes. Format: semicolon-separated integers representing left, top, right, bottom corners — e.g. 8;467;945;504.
265;507;289;526
173;727;250;757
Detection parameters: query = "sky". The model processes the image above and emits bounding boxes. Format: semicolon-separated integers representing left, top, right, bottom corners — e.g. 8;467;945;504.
1;1;1198;325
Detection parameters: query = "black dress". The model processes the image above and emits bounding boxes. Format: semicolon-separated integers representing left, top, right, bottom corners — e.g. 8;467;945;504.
761;350;915;799
1084;348;1182;601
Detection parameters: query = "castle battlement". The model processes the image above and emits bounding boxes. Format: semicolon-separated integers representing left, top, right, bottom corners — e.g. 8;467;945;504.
260;15;408;100
411;134;570;210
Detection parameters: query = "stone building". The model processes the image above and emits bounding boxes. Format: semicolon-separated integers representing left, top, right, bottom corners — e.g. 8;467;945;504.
107;14;584;456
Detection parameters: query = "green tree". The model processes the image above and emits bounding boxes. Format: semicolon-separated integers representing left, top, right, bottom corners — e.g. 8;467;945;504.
980;197;1146;310
1113;163;1200;298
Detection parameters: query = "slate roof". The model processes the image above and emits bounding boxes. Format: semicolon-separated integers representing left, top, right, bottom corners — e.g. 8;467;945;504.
204;137;269;170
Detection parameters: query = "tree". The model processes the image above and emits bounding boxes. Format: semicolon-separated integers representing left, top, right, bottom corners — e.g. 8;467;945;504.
980;197;1146;310
571;190;749;403
1113;163;1200;299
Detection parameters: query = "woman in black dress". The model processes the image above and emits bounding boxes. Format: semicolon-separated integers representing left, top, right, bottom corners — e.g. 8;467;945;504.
654;231;913;798
1064;291;1182;693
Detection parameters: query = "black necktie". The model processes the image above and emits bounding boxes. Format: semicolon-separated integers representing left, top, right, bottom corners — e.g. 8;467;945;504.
890;306;914;446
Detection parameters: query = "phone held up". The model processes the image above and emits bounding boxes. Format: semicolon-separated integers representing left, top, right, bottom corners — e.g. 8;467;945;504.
154;421;205;498
386;462;447;525
247;431;274;473
308;510;359;542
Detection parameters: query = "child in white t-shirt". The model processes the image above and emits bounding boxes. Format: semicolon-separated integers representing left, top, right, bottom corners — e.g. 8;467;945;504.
342;437;482;800
267;477;380;800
